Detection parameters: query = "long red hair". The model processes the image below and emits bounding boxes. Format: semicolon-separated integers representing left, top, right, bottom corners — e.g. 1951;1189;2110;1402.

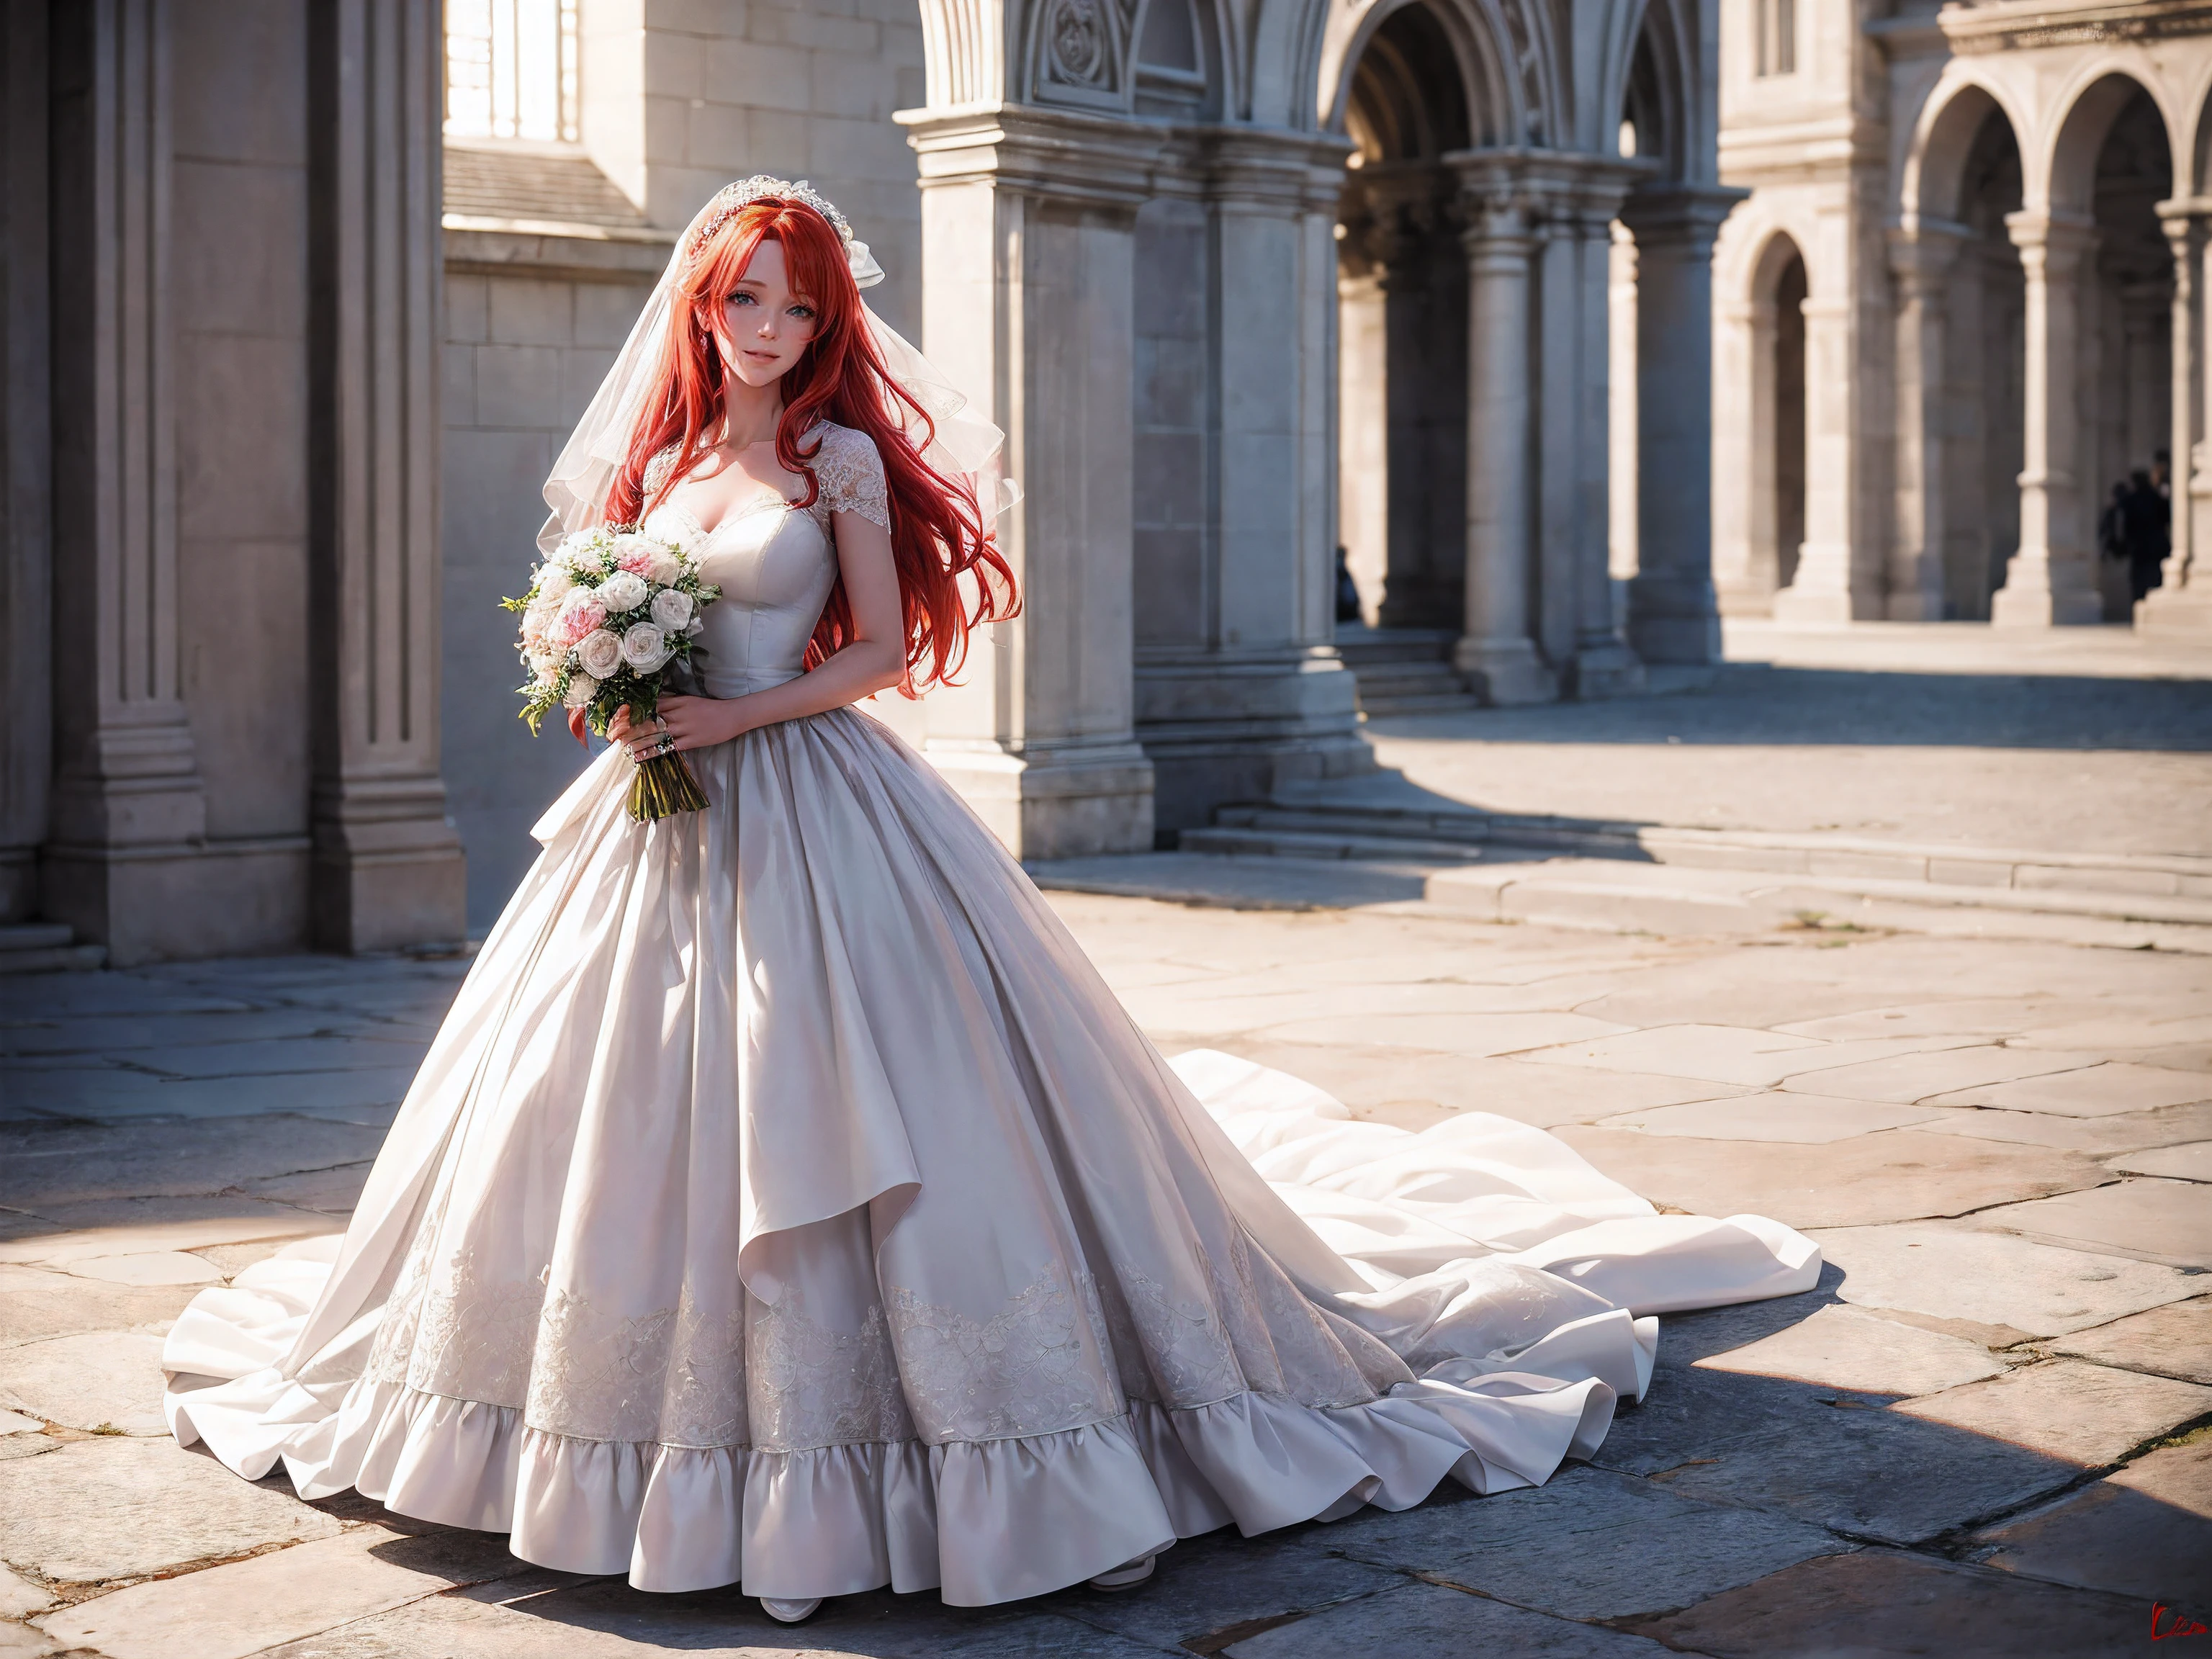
606;197;1017;692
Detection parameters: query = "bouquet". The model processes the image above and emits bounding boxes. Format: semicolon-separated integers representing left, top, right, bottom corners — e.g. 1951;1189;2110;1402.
505;526;721;822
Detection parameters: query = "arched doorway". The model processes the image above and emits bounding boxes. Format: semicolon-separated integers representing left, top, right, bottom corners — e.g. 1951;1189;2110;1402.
1951;104;2027;619
1335;1;1472;635
2084;84;2175;620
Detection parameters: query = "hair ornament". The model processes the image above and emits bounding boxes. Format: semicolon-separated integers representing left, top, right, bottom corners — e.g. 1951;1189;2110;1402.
685;176;884;289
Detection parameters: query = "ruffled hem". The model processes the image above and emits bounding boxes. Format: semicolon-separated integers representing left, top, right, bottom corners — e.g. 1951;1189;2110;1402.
166;1357;1624;1604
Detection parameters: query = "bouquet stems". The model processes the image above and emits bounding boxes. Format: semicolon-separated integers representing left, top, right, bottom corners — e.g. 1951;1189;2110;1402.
628;750;710;822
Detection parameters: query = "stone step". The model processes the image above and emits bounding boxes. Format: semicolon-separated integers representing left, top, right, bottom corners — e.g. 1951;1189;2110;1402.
0;923;107;975
1205;801;2212;896
1176;826;2212;932
1033;851;2212;953
1333;626;1480;716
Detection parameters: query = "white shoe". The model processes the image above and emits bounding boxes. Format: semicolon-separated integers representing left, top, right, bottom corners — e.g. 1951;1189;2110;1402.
759;1597;821;1624
1088;1554;1156;1591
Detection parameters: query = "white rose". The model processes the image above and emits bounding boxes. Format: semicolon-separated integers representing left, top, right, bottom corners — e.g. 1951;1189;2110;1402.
576;628;625;679
621;621;672;672
649;588;693;630
558;531;601;572
538;565;575;600
645;548;685;585
562;673;598;708
596;570;649;613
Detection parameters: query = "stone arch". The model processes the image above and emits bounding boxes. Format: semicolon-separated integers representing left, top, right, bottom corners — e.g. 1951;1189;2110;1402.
2042;65;2180;217
1904;77;2026;228
1623;0;1694;184
1318;0;1522;147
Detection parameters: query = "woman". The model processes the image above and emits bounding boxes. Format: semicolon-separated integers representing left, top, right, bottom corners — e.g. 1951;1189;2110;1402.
163;179;1818;1624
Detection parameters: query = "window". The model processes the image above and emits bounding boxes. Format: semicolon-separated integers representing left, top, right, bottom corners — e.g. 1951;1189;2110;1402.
1754;0;1796;77
445;0;580;143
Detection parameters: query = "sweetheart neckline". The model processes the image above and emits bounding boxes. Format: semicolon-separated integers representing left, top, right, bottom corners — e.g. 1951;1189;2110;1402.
652;494;802;543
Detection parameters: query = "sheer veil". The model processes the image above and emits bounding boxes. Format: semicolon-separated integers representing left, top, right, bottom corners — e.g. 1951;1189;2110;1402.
538;179;1014;556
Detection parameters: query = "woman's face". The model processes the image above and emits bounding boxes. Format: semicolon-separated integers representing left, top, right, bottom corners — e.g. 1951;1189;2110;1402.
716;238;819;392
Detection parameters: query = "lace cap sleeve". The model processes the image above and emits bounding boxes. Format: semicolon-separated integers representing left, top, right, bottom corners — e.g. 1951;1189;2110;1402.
640;446;679;513
810;426;891;531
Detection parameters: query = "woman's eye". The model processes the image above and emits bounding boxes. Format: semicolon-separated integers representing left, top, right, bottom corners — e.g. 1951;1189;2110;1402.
789;304;815;320
729;293;754;307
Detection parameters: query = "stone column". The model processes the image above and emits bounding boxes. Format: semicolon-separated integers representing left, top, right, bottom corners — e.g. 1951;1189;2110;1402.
1568;187;1643;696
1129;130;1368;832
0;0;50;925
306;0;466;949
1994;210;2102;626
1711;289;1768;611
1773;282;1861;623
902;106;1158;858
1451;176;1552;703
1336;258;1388;621
43;0;214;963
2141;202;2212;634
1619;186;1737;663
1886;223;1967;620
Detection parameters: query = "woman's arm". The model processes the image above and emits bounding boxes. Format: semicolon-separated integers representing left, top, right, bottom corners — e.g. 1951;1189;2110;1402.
612;507;906;758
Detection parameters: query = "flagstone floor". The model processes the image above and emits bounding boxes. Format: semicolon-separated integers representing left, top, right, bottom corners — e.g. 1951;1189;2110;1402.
3;891;2208;1657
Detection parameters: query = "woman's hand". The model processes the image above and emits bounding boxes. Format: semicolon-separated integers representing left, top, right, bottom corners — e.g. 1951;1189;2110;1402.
611;696;742;762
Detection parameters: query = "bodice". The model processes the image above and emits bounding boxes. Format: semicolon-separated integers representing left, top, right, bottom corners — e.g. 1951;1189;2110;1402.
639;422;889;700
644;498;835;698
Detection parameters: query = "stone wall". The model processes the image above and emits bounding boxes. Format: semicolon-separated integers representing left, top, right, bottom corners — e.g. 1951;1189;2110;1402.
440;232;663;931
581;0;927;338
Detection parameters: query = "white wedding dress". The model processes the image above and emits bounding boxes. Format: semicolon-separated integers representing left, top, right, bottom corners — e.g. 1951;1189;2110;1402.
163;423;1820;1606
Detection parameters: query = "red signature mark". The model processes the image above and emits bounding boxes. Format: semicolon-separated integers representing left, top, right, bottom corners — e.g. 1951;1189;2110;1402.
2154;1604;2211;1640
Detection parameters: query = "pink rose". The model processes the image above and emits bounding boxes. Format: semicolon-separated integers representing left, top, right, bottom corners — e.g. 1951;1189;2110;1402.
613;534;657;576
553;590;606;646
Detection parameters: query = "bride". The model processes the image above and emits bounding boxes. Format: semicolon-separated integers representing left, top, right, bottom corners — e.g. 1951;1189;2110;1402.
162;178;1819;1624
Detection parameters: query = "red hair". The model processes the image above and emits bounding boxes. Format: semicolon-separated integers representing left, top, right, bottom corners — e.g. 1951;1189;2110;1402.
606;197;1017;692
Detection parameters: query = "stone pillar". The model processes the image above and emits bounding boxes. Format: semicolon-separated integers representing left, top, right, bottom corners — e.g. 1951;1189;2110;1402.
1773;283;1860;623
1568;189;1643;696
306;0;467;949
1336;264;1388;621
2141;202;2212;635
1451;179;1552;703
1993;211;2103;626
1887;224;1967;621
1130;131;1368;832
902;106;1157;858
0;0;49;925
42;0;214;963
1711;289;1768;612
1619;186;1737;663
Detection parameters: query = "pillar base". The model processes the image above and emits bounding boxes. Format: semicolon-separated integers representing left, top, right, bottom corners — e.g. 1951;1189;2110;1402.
310;777;469;953
2136;583;2212;637
1569;638;1648;701
925;740;1156;862
1625;571;1721;665
42;840;310;967
1991;579;2103;628
1135;652;1371;836
1452;637;1557;706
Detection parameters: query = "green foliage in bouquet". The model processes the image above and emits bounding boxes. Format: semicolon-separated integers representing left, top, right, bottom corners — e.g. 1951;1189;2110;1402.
504;525;721;822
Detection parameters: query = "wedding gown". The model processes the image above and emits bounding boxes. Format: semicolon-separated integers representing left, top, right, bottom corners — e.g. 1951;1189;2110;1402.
163;423;1820;1606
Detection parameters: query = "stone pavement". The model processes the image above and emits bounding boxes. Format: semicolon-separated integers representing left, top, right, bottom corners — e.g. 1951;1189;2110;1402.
1360;621;2212;856
3;897;2211;1657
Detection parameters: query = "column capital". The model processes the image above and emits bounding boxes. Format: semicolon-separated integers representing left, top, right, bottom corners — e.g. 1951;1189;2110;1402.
901;102;1170;211
1887;217;1972;285
1617;183;1747;253
2005;208;2096;268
